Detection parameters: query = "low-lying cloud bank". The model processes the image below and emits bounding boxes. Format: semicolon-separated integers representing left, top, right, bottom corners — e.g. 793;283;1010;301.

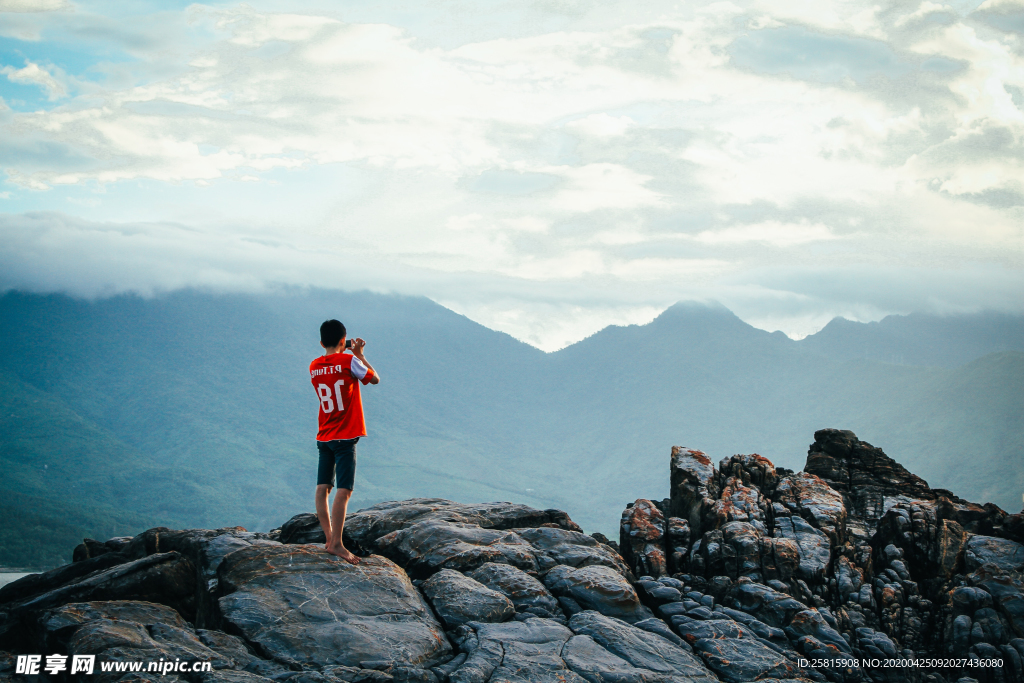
1;211;1020;349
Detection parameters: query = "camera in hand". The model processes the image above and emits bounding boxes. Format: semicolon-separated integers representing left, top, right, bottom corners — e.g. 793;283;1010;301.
345;339;353;349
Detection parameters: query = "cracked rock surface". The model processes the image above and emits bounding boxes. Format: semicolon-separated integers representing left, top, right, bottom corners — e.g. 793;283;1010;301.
420;569;515;629
216;545;451;669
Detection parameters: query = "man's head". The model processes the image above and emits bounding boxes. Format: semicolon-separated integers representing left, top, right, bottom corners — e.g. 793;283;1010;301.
320;319;346;350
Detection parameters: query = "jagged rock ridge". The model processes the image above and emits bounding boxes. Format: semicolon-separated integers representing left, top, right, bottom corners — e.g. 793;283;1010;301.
1;430;1022;683
620;429;1024;683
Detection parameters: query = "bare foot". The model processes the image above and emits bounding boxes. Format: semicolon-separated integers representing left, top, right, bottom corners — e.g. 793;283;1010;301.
325;542;361;565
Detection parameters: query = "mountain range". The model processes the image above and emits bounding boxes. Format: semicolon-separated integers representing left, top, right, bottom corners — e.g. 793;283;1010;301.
1;288;1021;567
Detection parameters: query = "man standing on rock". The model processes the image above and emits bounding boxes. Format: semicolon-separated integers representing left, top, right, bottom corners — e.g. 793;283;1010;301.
310;319;380;564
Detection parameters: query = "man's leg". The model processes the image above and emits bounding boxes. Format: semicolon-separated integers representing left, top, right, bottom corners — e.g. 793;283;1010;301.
326;487;359;564
315;484;333;548
315;441;337;548
325;438;360;564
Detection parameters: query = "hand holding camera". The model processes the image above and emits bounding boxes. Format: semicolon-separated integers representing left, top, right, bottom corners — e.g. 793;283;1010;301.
347;337;367;357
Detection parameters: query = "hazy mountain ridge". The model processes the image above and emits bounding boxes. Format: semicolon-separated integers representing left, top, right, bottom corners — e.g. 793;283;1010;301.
0;368;171;566
796;310;1024;367
536;303;1023;518
1;289;1021;567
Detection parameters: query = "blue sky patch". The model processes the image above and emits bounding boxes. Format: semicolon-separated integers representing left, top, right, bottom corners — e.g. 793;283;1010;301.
729;26;909;84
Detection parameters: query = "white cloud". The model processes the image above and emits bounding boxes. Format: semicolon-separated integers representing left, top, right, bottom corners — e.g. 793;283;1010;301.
0;0;70;12
0;2;1022;346
437;299;665;351
0;12;737;188
607;257;731;281
909;24;1024;127
693;221;841;247
445;214;549;233
747;15;785;30
565;113;635;137
213;6;336;47
549;163;663;212
749;0;886;38
499;216;550;233
1;60;66;99
0;211;386;297
445;214;483;232
1;209;1020;350
976;0;1024;10
895;2;958;27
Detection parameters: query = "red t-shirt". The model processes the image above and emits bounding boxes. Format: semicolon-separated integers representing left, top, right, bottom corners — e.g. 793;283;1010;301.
309;353;375;441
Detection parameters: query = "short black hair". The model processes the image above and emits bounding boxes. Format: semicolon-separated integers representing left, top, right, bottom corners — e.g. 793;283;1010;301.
320;319;346;348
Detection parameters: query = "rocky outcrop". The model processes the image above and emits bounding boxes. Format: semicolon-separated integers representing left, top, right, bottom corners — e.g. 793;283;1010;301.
4;552;197;623
0;552;131;606
0;499;715;681
804;429;933;523
670;447;720;540
622;428;1024;683
121;527;280;628
36;600;245;683
71;537;133;563
4;429;1022;683
466;562;562;619
375;521;541;578
217;545;451;669
568;610;718;682
620;499;668;579
448;618;584;682
774;472;846;545
420;569;515;629
543;564;653;624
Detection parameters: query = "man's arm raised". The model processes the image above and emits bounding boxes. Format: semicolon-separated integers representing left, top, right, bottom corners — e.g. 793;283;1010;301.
351;338;380;384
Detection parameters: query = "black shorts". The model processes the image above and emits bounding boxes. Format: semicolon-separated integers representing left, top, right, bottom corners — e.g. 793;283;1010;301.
316;438;358;490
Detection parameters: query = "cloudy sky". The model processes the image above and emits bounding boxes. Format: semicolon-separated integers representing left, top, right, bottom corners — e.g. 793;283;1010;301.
1;0;1022;349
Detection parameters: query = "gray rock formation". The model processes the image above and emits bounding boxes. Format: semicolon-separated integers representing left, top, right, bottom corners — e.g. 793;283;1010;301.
466;562;561;619
773;516;830;582
419;569;515;629
6;552;196;622
4;428;1022;683
622;428;1024;683
543;564;653;624
620;499;668;579
33;600;264;683
344;499;582;550
217;545;451;669
375;520;539;577
514;526;631;577
568;610;717;682
448;618;584;682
